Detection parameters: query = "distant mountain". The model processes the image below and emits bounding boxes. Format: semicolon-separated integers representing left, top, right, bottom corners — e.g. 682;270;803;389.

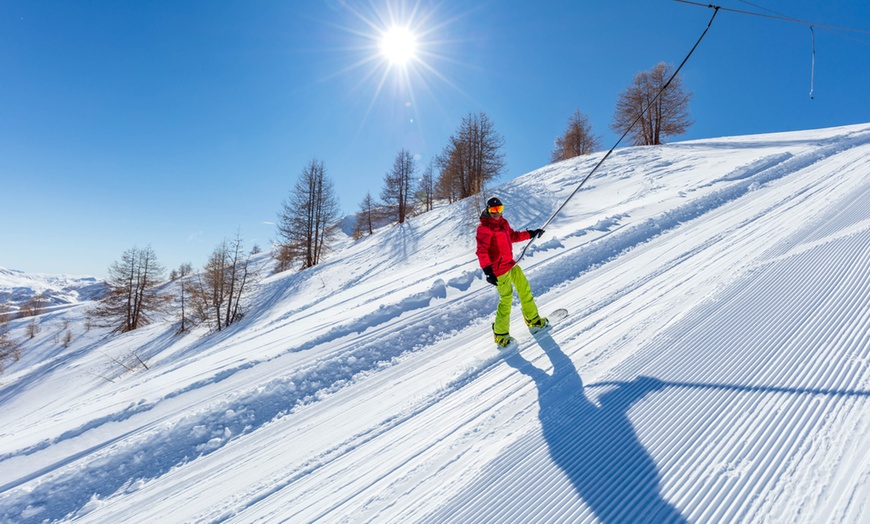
0;267;106;313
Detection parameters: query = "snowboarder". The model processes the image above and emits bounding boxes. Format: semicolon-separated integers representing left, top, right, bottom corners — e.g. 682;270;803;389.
476;196;548;348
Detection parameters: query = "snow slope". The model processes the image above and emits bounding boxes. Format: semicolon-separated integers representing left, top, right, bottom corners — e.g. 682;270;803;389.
2;123;870;523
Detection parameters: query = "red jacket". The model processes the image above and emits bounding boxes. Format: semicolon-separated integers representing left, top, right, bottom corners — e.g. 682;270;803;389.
476;214;530;277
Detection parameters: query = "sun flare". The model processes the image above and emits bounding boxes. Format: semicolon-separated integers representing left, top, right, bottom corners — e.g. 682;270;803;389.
380;26;417;65
329;1;468;127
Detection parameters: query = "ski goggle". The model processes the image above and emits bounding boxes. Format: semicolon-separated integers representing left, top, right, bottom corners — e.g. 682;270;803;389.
488;205;504;214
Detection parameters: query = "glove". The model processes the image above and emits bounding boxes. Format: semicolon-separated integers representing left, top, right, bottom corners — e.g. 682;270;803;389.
482;265;498;286
527;229;545;239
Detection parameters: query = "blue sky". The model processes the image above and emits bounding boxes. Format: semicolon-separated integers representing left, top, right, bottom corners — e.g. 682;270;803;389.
2;0;869;278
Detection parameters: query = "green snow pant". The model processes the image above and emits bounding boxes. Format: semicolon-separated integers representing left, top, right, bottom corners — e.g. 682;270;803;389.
493;265;540;335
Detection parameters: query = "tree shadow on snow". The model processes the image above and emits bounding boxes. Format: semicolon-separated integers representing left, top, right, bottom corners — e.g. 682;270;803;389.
503;332;687;523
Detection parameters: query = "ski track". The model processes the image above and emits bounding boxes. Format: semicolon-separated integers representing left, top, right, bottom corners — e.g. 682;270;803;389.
2;126;870;523
416;133;870;523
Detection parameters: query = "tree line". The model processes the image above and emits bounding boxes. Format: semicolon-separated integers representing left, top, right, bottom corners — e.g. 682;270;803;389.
349;61;692;240
89;233;259;336
11;60;691;345
115;61;691;331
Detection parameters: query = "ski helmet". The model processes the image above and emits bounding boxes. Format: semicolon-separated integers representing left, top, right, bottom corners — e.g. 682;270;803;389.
486;196;503;209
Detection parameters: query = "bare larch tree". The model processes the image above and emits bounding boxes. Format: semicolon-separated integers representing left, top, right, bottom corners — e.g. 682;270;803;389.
435;112;506;201
170;262;193;333
611;62;693;146
552;108;602;162
276;159;341;270
416;161;436;213
381;148;416;224
194;233;256;331
94;245;167;333
352;191;380;240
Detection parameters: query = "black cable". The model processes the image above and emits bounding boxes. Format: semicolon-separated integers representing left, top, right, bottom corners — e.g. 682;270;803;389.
675;0;870;36
515;6;720;264
810;26;815;99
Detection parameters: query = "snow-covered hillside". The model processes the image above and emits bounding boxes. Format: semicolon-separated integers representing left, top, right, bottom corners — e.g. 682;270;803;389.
2;123;870;523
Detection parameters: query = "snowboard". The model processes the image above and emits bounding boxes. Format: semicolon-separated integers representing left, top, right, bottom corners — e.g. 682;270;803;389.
529;308;568;334
547;308;569;323
497;308;569;350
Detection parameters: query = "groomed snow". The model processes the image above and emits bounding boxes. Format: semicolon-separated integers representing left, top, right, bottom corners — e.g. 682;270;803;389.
2;123;870;523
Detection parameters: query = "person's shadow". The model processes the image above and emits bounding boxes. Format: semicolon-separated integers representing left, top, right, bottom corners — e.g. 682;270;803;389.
503;331;687;523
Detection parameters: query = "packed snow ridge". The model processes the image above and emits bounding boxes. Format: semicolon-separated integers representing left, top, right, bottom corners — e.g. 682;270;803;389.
2;123;870;523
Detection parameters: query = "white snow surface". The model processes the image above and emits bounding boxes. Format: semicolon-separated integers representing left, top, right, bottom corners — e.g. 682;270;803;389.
3;124;870;523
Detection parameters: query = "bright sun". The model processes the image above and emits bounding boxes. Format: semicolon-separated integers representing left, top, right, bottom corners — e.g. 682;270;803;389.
380;26;417;65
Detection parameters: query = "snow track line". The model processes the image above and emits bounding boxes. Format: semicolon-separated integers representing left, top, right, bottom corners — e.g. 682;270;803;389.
114;130;870;427
592;200;870;521
129;129;870;427
418;134;870;522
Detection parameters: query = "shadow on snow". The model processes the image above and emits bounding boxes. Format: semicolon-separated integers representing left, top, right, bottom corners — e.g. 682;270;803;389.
503;331;870;522
503;331;687;523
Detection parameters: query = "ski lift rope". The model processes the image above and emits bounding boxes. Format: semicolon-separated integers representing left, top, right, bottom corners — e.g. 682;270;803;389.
518;0;866;263
515;5;720;264
810;26;815;100
676;0;870;36
679;0;870;102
